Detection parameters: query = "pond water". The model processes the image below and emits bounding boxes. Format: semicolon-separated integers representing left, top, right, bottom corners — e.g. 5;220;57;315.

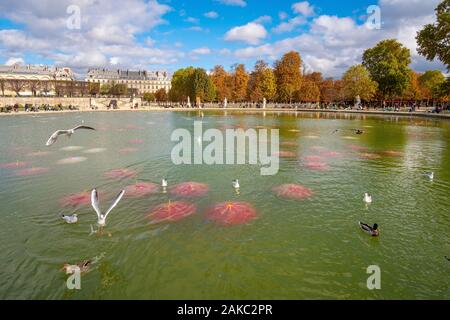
0;111;449;299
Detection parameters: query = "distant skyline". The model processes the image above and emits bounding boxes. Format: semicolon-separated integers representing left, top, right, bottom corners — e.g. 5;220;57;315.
0;0;447;78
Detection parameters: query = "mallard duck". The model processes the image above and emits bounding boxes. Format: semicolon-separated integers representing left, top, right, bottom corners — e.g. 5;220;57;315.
363;193;372;203
359;221;379;237
62;214;78;224
62;260;91;274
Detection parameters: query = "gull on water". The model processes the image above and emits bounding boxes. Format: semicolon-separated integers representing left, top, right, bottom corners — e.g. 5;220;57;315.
161;178;168;193
363;193;372;204
232;179;240;189
91;188;125;228
62;214;78;224
423;172;434;181
46;125;96;146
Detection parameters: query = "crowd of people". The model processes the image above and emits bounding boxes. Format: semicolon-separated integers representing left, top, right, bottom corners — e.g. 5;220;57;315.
0;103;80;113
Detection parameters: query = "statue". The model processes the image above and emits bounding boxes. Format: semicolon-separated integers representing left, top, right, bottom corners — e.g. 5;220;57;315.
187;96;191;108
262;97;266;109
224;97;228;108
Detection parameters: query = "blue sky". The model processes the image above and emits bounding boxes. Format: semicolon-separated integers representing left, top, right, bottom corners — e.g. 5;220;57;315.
0;0;446;78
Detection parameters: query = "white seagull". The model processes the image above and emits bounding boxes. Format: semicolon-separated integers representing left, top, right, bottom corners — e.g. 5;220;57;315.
62;214;78;224
161;178;168;188
46;125;96;146
423;172;434;181
232;179;240;190
363;193;372;203
91;188;125;228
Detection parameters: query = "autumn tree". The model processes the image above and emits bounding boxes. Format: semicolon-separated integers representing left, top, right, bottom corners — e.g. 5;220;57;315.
294;79;320;102
341;65;378;101
362;39;411;98
210;65;232;102
274;51;303;103
403;71;423;100
143;92;155;102
418;70;445;99
247;60;276;102
155;88;168;102
416;0;450;70
231;64;249;102
88;82;100;96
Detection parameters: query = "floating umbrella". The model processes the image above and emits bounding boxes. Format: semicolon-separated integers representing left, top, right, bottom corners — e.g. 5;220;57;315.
119;147;138;154
207;201;257;225
348;144;367;151
60;146;84;151
26;151;51;157
124;182;159;198
275;151;296;158
358;153;381;160
59;191;92;207
301;155;325;162
148;201;197;223
169;182;209;197
304;161;330;171
273;184;314;200
129;139;144;145
319;150;343;158
15;167;49;176
83;148;107;154
104;168;137;179
0;161;30;169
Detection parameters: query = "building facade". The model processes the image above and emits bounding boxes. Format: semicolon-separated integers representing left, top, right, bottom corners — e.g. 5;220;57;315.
85;69;171;95
0;64;75;96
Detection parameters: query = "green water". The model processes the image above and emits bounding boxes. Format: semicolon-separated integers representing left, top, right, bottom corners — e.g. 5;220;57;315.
0;111;449;299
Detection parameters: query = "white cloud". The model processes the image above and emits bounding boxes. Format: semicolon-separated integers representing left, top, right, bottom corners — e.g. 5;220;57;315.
279;11;288;20
225;22;267;45
187;26;204;31
272;16;306;33
5;57;25;66
191;47;211;55
204;11;219;19
185;17;199;24
292;1;315;16
253;15;272;24
215;0;246;7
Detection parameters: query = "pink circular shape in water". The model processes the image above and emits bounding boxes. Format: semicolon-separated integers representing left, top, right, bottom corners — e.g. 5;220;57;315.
104;168;137;179
148;201;197;223
169;182;209;197
0;161;30;169
381;150;403;157
281;141;297;147
348;144;367;151
275;151;296;158
358;153;381;160
129;139;144;145
27;151;51;157
15;167;49;176
119;147;139;154
207;202;257;226
304;161;330;171
273;184;314;200
320;150;342;158
124;182;159;197
59;191;92;207
301;155;324;162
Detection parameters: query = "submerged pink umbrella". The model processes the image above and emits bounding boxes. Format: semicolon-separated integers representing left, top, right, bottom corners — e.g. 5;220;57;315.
358;153;381;160
273;184;314;200
27;151;51;157
148;201;197;223
320;150;343;158
381;150;403;157
129;139;144;145
301;155;325;162
0;161;30;169
15;167;49;176
281;141;297;147
207;201;257;226
304;161;330;171
104;168;137;179
348;144;367;151
169;182;209;197
275;151;296;158
59;191;92;207
124;182;159;197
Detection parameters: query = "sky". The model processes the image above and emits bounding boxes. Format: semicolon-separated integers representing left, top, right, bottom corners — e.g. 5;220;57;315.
0;0;446;79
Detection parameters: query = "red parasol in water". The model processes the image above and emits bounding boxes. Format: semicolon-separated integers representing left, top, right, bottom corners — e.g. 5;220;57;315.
304;161;330;171
273;184;314;200
59;191;92;207
119;147;139;154
148;201;197;223
129;139;144;145
124;182;159;197
358;153;381;160
104;168;137;179
348;144;367;151
207;201;257;225
15;167;49;176
169;182;209;197
301;155;325;162
275;151;296;158
0;161;30;169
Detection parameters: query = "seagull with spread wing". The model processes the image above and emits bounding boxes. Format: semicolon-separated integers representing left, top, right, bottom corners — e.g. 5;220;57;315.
45;125;96;146
91;189;125;232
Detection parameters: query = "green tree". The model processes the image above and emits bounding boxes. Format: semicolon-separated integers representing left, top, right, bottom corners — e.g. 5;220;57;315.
362;39;411;98
418;70;445;99
341;65;378;101
416;0;450;70
274;51;302;103
143;92;155;102
247;60;276;102
190;68;216;103
111;83;128;97
231;64;249;102
169;67;195;102
88;82;100;96
100;83;112;95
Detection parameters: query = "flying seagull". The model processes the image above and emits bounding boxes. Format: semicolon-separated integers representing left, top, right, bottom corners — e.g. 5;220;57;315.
46;125;96;146
91;188;125;229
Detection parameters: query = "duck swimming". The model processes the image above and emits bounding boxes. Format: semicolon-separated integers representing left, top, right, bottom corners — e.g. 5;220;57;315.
423;172;434;181
62;260;91;274
359;221;379;237
62;214;78;224
363;193;372;204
